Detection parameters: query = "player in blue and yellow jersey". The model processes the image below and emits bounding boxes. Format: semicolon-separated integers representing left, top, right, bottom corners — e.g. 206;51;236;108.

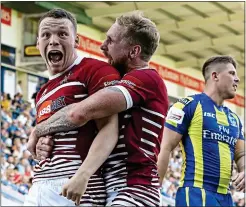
158;55;245;207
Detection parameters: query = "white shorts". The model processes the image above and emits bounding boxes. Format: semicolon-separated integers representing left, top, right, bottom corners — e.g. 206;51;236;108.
23;177;106;206
106;185;161;207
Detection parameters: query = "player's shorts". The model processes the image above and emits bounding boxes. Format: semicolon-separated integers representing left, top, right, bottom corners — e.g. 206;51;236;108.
106;185;161;206
175;186;233;207
23;175;106;206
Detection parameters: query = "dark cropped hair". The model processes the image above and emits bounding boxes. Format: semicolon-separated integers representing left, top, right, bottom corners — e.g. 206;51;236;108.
38;8;77;33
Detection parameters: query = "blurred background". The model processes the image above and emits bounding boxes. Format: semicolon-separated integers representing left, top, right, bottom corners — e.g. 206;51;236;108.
1;1;245;206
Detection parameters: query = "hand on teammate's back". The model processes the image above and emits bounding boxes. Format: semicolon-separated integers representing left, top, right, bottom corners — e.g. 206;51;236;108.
232;171;245;192
27;128;39;160
36;136;54;160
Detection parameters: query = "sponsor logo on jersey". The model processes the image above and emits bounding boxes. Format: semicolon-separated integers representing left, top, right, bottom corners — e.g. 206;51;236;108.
228;113;237;127
178;97;192;106
204;112;215;118
104;80;119;87
60;71;72;85
37;96;66;123
41;89;47;97
166;107;185;124
203;129;237;146
119;80;136;87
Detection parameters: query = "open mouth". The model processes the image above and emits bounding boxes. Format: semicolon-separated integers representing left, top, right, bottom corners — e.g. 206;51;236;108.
48;50;63;64
233;85;237;91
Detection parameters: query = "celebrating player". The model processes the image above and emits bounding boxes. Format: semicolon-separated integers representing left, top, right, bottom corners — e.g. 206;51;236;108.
25;8;121;206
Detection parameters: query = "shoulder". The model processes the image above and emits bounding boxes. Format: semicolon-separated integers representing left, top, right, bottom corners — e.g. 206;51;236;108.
122;69;161;87
172;94;200;110
80;57;118;72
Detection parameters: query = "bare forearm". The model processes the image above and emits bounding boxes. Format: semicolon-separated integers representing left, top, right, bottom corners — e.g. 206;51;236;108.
35;104;85;137
157;149;172;183
35;87;126;138
236;154;245;172
74;115;118;178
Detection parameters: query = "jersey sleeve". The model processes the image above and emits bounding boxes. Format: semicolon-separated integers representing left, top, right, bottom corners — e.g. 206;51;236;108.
111;71;155;109
165;97;196;135
87;64;121;95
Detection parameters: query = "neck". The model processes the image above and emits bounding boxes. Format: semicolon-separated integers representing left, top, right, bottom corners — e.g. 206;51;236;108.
203;84;224;106
127;59;149;72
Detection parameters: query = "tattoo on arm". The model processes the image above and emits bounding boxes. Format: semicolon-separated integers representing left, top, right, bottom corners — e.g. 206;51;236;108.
35;104;80;137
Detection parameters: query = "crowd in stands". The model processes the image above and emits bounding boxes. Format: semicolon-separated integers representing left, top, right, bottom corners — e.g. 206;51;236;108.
1;92;245;206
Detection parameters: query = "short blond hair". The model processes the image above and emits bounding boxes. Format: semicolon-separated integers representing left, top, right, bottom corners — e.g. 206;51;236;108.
116;11;160;62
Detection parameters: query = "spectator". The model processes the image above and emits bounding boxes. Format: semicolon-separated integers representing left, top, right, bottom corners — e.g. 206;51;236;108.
1;93;11;110
1;155;9;173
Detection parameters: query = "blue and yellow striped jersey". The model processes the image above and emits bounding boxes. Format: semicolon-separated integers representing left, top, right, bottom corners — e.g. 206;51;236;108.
165;93;244;194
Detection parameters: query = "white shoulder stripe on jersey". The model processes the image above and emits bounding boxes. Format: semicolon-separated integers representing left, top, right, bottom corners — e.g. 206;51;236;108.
112;85;133;109
36;82;85;107
74;94;88;98
141;107;165;118
139;147;155;156
142;128;158;138
141;138;156;147
142;117;162;129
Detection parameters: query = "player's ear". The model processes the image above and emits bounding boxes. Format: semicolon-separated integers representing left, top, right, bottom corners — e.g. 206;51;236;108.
75;35;79;48
129;45;141;59
212;71;219;81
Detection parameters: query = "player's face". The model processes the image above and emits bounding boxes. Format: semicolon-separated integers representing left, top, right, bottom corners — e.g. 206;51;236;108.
37;17;78;75
216;63;240;99
100;23;130;76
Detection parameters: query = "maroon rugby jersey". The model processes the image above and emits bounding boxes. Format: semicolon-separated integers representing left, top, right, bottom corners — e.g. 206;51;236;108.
103;68;169;192
33;56;120;182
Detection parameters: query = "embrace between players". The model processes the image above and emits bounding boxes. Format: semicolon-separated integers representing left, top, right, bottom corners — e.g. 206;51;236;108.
25;8;244;207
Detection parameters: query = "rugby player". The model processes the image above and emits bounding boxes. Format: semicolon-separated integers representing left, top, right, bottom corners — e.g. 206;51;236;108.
158;55;245;206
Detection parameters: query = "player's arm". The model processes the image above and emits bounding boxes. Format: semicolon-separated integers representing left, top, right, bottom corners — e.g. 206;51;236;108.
232;121;245;192
157;97;195;184
34;87;126;138
235;139;245;173
61;114;118;205
157;128;182;183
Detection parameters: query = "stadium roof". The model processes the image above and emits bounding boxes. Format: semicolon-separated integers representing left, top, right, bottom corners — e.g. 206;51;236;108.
3;1;245;92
